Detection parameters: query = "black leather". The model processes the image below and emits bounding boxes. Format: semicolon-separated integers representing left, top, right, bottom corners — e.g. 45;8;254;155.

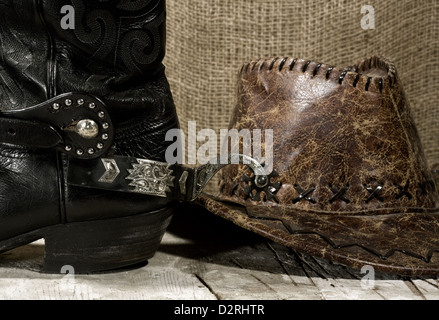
67;155;195;201
0;0;179;240
1;93;116;159
0;117;62;148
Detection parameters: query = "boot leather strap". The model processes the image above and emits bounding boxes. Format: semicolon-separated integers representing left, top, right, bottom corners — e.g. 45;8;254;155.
0;93;267;201
0;93;115;160
0;117;63;149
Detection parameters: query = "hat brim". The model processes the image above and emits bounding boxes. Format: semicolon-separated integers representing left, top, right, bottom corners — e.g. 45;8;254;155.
197;193;439;277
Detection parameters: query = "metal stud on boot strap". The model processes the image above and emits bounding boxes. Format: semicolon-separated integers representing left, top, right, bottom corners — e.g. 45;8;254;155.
0;93;114;159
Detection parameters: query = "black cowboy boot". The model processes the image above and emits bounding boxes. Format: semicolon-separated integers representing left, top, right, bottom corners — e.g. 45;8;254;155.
0;0;180;273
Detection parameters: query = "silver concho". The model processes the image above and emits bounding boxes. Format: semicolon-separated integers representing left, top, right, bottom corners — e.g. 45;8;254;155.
126;159;175;197
75;119;99;139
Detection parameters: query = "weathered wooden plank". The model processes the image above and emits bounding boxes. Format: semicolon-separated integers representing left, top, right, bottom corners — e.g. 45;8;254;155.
410;279;439;300
0;259;216;300
292;252;427;300
0;207;438;301
0;237;216;300
191;266;320;300
0;267;217;300
159;228;322;300
165;212;324;300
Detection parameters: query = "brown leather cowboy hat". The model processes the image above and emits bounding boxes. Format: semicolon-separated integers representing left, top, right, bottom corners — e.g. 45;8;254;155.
196;55;439;277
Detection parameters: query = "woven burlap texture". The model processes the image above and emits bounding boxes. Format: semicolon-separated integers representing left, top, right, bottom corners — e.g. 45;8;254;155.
164;0;438;193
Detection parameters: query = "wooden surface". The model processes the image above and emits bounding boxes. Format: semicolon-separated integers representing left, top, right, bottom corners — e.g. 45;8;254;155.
0;203;438;301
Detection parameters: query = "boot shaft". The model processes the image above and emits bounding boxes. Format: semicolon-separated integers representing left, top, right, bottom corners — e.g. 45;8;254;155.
0;0;178;160
0;1;179;244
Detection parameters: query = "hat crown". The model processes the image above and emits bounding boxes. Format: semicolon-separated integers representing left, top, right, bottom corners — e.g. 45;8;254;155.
220;56;438;214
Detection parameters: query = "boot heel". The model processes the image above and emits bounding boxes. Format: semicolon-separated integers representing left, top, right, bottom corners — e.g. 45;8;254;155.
42;207;173;274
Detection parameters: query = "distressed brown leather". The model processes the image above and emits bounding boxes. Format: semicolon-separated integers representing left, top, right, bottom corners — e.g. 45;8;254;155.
198;56;439;276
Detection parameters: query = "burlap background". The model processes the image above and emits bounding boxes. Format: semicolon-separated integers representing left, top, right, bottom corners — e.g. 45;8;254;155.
164;0;438;193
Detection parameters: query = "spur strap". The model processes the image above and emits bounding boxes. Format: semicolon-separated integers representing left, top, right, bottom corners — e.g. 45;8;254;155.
0;93;114;159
